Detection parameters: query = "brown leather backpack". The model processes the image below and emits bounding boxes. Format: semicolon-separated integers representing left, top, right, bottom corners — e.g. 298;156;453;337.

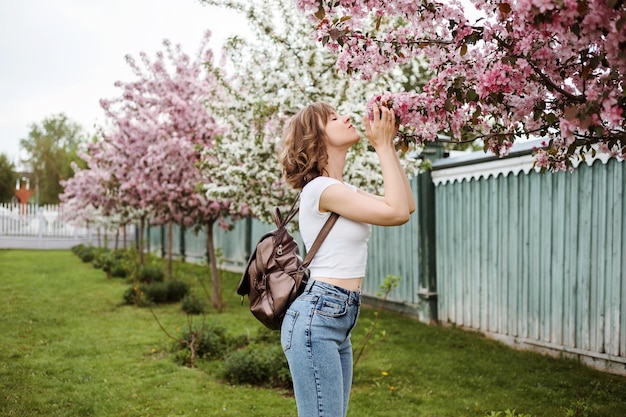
237;204;338;330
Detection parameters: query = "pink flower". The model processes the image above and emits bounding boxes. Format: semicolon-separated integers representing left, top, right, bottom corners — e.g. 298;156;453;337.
294;0;624;172
558;118;578;147
477;64;514;97
601;98;623;127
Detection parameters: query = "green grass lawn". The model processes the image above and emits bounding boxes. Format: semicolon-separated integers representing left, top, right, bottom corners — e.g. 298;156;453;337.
1;249;625;417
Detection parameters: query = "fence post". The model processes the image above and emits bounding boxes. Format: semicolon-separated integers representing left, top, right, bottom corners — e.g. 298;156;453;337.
416;170;438;324
37;206;43;248
244;216;252;260
416;142;444;324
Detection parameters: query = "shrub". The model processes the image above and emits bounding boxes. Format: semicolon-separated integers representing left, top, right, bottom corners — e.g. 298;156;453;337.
91;249;109;269
138;264;164;284
181;294;206;315
124;280;189;306
194;324;233;359
143;282;170;304
171;324;235;366
71;244;85;255
221;344;291;388
110;263;127;278
97;250;127;277
255;326;281;344
122;285;151;307
77;246;96;263
166;280;189;302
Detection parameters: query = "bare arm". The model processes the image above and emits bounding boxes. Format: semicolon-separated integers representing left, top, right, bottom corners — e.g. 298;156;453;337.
394;148;416;214
320;104;413;226
356;156;415;216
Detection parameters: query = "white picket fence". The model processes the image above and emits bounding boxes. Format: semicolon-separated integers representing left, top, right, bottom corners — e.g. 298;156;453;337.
0;203;129;249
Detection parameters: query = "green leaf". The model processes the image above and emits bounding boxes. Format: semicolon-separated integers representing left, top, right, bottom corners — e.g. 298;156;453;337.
544;113;558;125
466;89;479;102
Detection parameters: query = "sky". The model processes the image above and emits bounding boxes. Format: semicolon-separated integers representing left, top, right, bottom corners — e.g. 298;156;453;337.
0;0;249;169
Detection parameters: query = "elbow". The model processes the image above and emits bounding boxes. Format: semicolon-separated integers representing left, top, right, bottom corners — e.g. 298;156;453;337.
399;203;416;223
377;212;410;226
377;202;413;225
389;210;411;225
408;197;416;214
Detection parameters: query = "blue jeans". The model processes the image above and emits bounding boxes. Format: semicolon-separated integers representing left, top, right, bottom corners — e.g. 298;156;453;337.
281;279;361;417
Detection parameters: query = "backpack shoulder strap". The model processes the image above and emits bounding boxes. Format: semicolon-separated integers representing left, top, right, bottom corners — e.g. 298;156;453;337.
301;212;339;269
273;195;300;228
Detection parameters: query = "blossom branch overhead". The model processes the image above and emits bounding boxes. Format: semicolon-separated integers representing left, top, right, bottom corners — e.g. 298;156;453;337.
296;0;626;171
198;0;422;223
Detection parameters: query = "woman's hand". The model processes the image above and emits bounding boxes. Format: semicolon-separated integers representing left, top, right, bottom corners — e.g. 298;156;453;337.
364;103;397;151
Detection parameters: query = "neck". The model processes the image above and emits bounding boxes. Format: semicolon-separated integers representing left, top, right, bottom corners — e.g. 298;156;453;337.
324;148;347;181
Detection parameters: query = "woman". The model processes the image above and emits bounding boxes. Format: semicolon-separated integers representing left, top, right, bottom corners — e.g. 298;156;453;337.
280;101;415;416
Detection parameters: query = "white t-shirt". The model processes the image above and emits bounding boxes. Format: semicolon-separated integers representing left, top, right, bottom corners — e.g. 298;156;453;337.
300;176;372;279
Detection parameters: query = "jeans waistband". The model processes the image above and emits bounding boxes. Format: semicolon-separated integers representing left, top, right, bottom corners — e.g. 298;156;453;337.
305;279;361;305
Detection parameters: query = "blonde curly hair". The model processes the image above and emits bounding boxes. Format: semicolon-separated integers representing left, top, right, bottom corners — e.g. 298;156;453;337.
280;102;335;190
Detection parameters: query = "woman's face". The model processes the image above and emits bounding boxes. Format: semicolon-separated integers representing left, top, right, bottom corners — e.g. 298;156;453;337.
323;111;360;149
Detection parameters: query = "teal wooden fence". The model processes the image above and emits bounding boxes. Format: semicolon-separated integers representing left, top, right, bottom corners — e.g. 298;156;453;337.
145;141;625;374
432;145;625;374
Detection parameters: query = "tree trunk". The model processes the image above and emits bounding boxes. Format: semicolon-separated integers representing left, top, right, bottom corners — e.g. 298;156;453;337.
206;220;222;312
167;222;173;280
114;227;119;251
179;225;186;263
146;224;150;253
139;216;146;265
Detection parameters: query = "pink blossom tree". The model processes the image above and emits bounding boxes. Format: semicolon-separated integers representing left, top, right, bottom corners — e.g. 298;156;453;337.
60;158;116;246
89;116;157;264
98;31;242;310
61;32;240;310
60;135;141;250
295;0;626;171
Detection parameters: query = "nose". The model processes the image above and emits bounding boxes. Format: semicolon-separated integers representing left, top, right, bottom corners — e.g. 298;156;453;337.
343;115;351;124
